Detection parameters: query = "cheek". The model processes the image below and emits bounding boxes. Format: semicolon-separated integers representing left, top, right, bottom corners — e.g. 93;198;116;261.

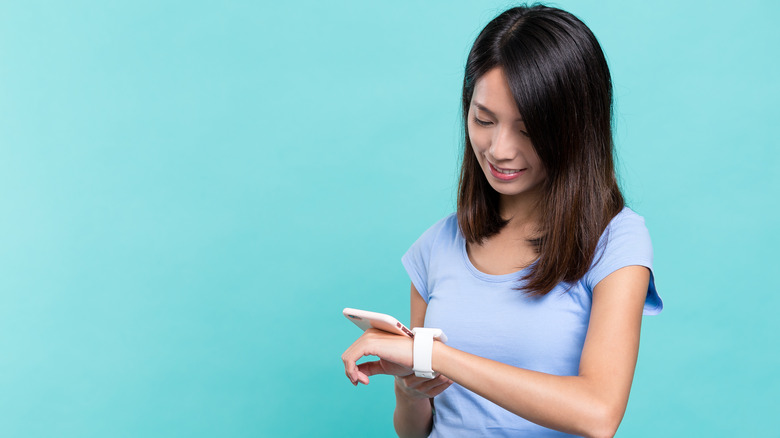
525;144;543;168
531;154;547;180
468;130;489;156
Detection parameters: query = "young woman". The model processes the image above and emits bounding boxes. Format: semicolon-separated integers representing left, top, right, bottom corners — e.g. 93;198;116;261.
342;5;663;437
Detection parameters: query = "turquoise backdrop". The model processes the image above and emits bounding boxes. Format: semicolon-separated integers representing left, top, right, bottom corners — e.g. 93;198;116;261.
1;0;778;436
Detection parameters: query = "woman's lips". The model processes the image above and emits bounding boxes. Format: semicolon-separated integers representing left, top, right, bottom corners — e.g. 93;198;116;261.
488;162;526;181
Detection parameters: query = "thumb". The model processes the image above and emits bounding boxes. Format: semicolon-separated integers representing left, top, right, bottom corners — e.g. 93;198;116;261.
358;359;412;378
356;360;384;384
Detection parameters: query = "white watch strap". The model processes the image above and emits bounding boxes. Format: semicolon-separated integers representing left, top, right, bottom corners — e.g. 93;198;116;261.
412;327;447;379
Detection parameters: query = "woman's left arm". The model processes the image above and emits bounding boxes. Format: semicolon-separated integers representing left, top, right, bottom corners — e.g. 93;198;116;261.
342;265;650;438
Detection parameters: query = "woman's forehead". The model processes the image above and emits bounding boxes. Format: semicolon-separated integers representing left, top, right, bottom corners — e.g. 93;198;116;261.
471;68;522;120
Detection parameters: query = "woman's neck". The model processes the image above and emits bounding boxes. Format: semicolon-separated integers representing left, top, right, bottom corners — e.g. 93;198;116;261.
499;189;544;233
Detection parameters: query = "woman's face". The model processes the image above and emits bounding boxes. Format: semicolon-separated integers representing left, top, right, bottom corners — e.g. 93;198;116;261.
467;67;546;201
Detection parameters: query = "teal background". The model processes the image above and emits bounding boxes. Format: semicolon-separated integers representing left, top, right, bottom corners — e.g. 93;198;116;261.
1;0;777;436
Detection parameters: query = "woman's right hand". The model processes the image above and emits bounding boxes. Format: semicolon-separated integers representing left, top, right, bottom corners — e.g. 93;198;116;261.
395;373;453;400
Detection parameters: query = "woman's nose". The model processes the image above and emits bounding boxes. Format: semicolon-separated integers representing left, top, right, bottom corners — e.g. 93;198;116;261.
489;127;520;161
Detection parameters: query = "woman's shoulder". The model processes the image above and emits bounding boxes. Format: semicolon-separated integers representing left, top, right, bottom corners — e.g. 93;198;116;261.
607;206;647;229
401;213;461;301
599;206;651;244
596;206;652;254
427;212;459;234
411;212;460;247
586;206;654;286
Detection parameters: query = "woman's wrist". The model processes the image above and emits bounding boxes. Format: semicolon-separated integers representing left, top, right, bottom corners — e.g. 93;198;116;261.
431;340;449;376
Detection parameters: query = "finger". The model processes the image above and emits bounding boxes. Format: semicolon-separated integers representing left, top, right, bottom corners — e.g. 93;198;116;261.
356;370;370;385
342;333;381;383
343;364;357;385
342;338;377;384
342;350;364;385
413;376;452;396
346;352;370;384
427;375;453;389
415;376;448;393
401;374;441;390
425;380;453;397
348;362;369;385
402;374;452;394
432;375;452;386
357;360;385;378
397;378;452;399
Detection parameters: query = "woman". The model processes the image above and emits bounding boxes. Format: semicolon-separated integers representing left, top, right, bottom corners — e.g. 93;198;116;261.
342;5;663;437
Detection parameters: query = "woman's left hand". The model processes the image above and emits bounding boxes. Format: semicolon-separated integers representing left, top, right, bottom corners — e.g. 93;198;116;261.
342;328;415;385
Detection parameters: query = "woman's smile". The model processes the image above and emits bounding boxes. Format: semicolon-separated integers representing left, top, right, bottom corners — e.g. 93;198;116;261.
488;162;526;180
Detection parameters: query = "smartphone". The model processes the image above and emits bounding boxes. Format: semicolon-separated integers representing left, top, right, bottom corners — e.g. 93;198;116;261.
343;308;414;338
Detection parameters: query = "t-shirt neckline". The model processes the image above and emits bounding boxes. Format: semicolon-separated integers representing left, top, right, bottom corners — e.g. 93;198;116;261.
457;228;530;283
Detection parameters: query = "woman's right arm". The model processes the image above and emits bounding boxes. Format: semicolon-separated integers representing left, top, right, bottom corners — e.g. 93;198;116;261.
393;283;452;438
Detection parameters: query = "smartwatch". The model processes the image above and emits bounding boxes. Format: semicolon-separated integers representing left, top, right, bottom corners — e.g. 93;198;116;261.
411;327;448;378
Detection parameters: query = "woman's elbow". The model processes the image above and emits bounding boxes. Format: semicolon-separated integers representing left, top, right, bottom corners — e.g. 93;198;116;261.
583;402;624;438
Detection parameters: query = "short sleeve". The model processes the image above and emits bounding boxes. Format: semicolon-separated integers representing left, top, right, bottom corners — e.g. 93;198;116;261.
401;215;454;303
583;208;663;315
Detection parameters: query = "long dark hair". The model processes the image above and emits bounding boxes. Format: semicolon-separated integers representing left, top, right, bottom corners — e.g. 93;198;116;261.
457;5;624;296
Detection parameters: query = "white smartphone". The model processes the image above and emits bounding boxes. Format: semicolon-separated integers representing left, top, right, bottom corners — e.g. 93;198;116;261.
343;308;414;338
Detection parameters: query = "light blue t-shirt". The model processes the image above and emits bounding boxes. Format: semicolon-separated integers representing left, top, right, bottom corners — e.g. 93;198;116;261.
401;207;662;437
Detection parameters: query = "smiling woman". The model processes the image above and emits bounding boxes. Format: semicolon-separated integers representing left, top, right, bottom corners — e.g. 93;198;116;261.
456;5;622;296
466;68;546;201
342;4;663;437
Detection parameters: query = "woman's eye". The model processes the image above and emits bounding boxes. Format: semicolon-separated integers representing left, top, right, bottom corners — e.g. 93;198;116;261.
473;117;492;126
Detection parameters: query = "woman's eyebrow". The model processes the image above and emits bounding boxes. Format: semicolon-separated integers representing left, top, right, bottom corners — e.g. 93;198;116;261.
473;102;523;122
